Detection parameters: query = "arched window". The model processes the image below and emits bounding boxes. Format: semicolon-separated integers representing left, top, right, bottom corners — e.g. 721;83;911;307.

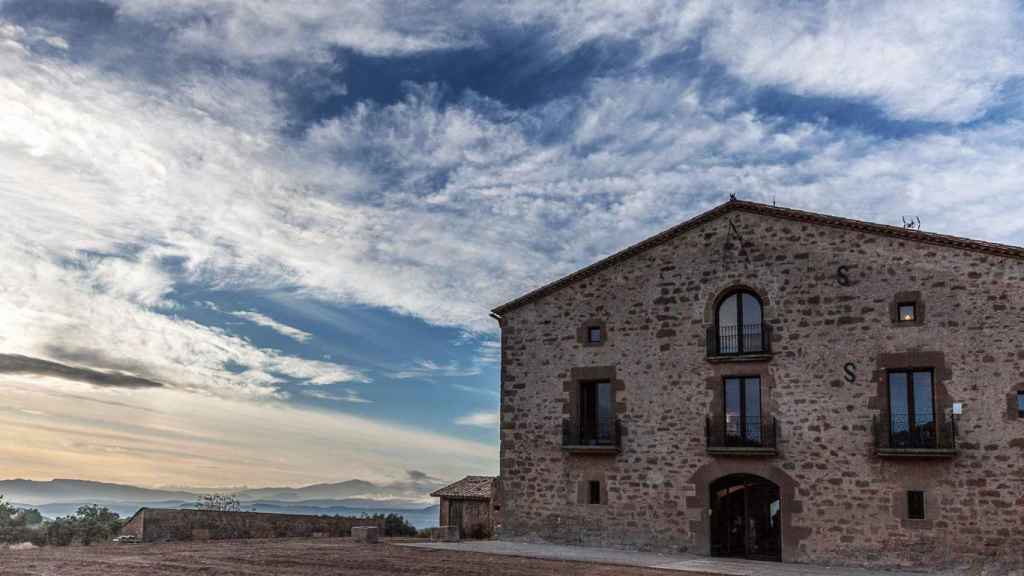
715;290;765;355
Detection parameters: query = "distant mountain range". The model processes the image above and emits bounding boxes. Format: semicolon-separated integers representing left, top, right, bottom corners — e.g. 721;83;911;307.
0;478;443;529
0;478;436;505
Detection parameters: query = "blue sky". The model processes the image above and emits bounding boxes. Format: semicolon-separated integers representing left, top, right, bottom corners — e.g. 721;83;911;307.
1;0;1024;492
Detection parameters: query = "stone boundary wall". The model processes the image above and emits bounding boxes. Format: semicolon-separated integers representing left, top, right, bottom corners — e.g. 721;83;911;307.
121;508;384;542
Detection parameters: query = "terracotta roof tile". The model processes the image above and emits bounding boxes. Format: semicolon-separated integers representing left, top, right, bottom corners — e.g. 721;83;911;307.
430;476;495;499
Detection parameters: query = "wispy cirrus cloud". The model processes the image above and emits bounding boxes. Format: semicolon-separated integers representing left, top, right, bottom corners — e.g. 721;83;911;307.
391;359;480;380
301;388;372;404
3;1;1024;490
230;310;313;343
455;411;498;428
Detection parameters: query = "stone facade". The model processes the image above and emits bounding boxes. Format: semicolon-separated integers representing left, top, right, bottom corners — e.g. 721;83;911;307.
492;200;1024;568
121;508;381;542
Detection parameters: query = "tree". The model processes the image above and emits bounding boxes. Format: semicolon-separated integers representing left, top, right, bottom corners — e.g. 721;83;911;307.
18;508;43;526
0;495;14;521
195;494;241;512
46;517;76;546
0;495;18;543
74;504;121;546
365;513;417;537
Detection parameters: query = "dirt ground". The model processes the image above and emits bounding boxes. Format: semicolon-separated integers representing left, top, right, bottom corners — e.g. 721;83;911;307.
0;537;688;576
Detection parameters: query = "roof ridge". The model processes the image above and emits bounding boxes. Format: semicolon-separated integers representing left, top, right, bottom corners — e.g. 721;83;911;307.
491;198;1024;315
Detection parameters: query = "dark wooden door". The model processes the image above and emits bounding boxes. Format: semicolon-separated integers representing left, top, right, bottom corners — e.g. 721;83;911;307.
447;500;464;537
711;474;781;561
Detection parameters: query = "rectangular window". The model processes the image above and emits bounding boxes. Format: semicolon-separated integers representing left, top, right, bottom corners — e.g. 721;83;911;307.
588;481;601;505
724;376;762;446
897;302;917;322
580;381;613;445
1018;392;1023;418
587;326;603;343
907;490;925;520
888;370;935;449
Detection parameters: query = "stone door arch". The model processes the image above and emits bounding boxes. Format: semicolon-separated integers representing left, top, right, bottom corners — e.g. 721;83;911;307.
710;474;781;561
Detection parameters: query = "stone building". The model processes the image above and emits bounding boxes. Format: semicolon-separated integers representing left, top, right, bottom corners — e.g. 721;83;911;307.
121;508;380;542
431;475;499;539
490;199;1024;568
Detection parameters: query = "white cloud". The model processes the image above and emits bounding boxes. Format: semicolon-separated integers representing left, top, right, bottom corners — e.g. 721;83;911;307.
455;411;499;428
391;359;481;380
486;1;1024;123
1;377;492;487
301;388;372;404
112;0;480;60
3;4;1024;488
231;310;313;343
703;0;1024;123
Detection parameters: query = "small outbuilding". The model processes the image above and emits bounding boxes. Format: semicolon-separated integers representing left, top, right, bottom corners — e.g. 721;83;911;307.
431;476;499;539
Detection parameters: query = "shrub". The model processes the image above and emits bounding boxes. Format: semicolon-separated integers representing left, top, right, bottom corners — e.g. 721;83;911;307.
74;505;122;546
46;518;76;547
362;513;417;537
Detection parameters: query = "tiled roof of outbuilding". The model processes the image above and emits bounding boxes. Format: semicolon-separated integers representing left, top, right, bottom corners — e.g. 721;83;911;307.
430;475;495;500
491;198;1024;315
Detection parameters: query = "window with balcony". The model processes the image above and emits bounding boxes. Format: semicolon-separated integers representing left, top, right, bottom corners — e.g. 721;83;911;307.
888;369;936;448
725;376;762;445
707;375;777;455
580;381;612;444
710;290;769;357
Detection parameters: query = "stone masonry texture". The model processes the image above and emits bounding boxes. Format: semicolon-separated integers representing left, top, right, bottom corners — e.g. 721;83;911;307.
121;508;382;542
494;201;1024;569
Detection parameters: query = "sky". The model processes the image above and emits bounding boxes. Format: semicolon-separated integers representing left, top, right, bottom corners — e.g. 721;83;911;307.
1;1;1024;492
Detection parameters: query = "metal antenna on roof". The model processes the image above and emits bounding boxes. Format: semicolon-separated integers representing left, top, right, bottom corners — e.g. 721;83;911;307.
902;216;921;230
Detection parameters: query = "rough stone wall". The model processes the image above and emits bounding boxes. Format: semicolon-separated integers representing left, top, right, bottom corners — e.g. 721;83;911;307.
497;209;1024;568
440;498;494;539
124;508;382;542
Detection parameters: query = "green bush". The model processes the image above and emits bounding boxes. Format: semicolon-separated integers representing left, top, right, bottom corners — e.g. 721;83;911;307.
0;494;124;546
45;517;76;546
74;504;123;546
0;495;46;545
362;513;417;537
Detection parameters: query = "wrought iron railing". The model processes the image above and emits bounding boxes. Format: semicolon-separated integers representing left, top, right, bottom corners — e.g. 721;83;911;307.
706;323;772;356
706;415;778;449
873;412;958;451
562;418;622;448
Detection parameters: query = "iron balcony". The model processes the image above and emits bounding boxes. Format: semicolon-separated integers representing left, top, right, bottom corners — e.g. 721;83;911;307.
873;412;959;458
706;415;778;457
706;322;773;360
562;417;622;455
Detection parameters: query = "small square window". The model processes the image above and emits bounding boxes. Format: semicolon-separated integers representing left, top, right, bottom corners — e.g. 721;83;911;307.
897;303;917;323
587;326;603;344
588;481;601;505
907;490;925;520
1017;392;1023;418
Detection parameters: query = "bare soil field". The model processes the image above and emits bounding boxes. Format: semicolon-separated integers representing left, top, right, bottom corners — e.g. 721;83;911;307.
0;538;686;576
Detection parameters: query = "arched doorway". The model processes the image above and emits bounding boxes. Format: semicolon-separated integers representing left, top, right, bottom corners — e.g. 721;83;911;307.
710;474;781;561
